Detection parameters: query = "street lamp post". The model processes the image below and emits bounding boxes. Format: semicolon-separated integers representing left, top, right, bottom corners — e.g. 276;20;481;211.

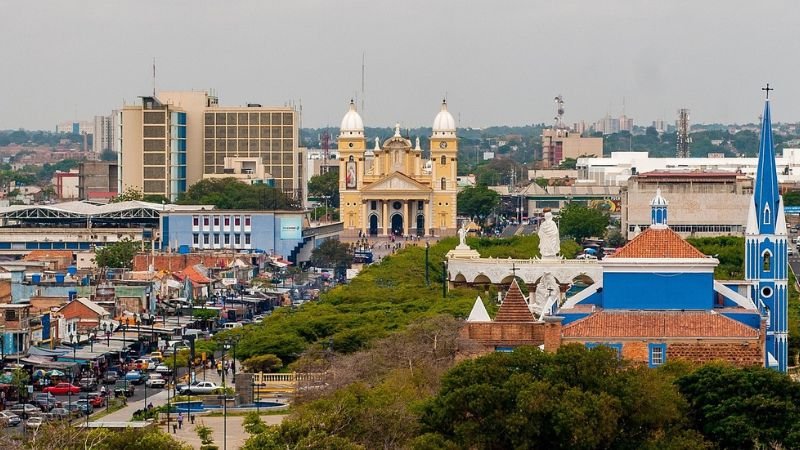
222;341;229;450
69;333;77;409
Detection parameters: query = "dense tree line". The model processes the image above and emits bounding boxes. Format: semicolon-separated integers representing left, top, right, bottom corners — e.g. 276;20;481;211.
176;178;300;210
242;344;800;449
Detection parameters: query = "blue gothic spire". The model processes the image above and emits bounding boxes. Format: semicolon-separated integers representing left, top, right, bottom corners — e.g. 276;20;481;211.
753;100;779;234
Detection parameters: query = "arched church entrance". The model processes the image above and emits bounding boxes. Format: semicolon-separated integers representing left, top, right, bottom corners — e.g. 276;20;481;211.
391;214;404;236
369;214;379;236
416;214;425;236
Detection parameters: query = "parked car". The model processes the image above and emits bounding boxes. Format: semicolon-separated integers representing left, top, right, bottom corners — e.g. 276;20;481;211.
79;377;98;392
24;416;44;431
0;411;21;427
63;403;83;418
145;373;166;389
75;399;94;415
155;364;171;374
49;407;70;420
113;382;135;398
179;381;219;395
124;370;147;385
102;371;119;384
79;392;105;408
32;393;61;412
43;382;81;395
9;403;41;419
149;351;164;361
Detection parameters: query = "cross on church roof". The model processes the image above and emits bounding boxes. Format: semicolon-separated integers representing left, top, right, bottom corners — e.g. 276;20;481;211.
510;263;519;277
762;83;773;99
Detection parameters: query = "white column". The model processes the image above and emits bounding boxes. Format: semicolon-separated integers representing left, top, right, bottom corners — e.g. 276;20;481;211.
361;201;368;235
382;201;389;235
426;201;432;236
404;201;411;236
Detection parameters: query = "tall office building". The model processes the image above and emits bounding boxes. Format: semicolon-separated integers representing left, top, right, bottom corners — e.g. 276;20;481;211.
120;91;300;202
93;114;114;153
120;96;187;200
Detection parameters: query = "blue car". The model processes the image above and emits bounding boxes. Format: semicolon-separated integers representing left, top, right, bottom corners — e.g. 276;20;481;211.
124;370;147;385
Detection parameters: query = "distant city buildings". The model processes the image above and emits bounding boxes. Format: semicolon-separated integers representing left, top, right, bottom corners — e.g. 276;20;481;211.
540;128;603;168
55;121;93;135
119;91;301;202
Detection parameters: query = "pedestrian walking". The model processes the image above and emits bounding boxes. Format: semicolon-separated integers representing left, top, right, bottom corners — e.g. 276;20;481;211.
216;361;223;377
177;412;184;429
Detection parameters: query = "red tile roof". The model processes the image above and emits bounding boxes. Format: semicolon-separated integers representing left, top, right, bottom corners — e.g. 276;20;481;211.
494;279;535;322
178;265;211;284
611;227;707;259
562;310;759;338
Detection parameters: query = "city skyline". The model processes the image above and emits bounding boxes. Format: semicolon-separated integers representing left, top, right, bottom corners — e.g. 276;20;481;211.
1;0;799;130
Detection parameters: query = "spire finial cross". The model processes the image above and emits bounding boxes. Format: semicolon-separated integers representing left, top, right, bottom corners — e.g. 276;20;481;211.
510;263;519;277
762;83;773;99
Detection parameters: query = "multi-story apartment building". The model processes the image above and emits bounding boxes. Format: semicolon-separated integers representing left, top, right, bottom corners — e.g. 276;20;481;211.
93;114;114;153
121;96;187;201
120;91;301;202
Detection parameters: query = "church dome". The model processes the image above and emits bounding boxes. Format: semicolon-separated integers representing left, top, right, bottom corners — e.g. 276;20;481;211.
432;99;456;137
340;100;364;137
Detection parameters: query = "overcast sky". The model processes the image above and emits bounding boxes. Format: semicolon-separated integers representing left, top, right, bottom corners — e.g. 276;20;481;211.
1;0;798;130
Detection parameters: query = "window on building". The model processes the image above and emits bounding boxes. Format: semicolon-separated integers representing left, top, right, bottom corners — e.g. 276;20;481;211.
234;216;241;227
193;234;199;245
203;234;209;245
763;252;771;271
245;234;251;245
585;342;622;359
214;234;220;245
763;205;771;225
213;216;220;227
371;201;377;210
203;216;209;226
648;343;666;367
440;178;446;190
418;200;424;210
234;234;241;245
440;155;446;165
244;216;251;227
224;234;230;245
224;216;230;227
192;216;199;227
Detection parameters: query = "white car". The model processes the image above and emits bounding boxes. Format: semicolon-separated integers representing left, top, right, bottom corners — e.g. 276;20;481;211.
179;381;219;395
155;365;171;374
145;374;167;388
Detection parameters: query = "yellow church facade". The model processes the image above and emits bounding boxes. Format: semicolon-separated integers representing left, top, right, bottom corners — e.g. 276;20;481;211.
338;100;458;237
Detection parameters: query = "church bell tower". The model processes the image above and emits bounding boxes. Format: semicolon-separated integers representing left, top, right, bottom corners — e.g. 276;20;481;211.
745;89;788;372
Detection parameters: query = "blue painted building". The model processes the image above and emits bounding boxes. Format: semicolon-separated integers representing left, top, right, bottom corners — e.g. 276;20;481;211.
159;209;338;264
556;98;786;370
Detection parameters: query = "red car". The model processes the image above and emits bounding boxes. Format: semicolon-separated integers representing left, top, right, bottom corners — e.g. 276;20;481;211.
43;382;81;395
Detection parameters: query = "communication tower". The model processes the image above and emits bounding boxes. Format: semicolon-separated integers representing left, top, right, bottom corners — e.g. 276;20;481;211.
676;108;691;157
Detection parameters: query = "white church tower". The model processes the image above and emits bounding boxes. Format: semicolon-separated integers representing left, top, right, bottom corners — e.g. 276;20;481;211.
745;89;788;372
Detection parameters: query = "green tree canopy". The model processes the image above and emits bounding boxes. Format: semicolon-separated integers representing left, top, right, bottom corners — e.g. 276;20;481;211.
243;354;283;373
676;364;800;449
310;239;353;271
457;185;499;225
557;203;609;242
93;239;140;269
177;178;299;210
110;187;144;203
418;345;699;450
308;170;340;208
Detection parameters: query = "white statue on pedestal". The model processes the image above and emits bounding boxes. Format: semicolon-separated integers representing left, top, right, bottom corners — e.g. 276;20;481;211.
457;223;469;249
538;212;560;258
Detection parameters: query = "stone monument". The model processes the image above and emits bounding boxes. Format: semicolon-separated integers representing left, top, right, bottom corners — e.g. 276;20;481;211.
537;212;561;258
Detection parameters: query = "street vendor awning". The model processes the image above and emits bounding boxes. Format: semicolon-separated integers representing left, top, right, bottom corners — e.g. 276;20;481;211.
19;357;79;371
166;279;182;289
269;260;290;268
28;346;69;358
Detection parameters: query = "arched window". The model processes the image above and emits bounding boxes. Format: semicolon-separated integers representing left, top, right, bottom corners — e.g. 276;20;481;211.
348;155;354;162
441;155;447;165
440;177;446;190
763;251;771;271
763;205;771;224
